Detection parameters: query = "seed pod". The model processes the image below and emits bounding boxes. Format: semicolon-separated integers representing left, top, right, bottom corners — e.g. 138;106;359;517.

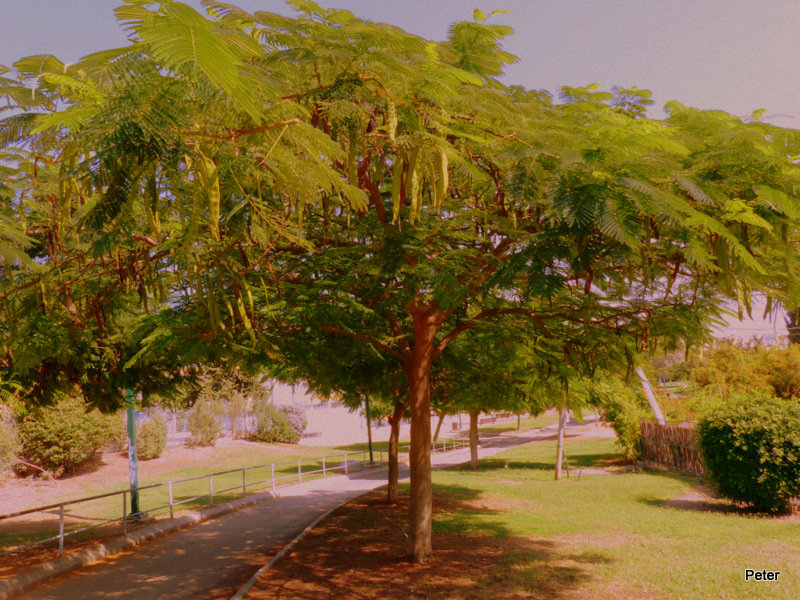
391;154;404;222
387;101;397;142
409;169;420;225
347;128;358;186
436;148;448;213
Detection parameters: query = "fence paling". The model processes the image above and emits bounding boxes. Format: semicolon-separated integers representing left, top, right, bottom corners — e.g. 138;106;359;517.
1;437;468;558
639;420;705;475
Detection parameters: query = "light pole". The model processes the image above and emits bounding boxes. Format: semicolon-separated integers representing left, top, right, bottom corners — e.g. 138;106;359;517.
125;388;141;516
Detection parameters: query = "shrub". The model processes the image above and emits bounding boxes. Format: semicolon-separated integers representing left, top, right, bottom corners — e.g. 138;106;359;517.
280;406;307;439
591;378;647;461
137;414;168;460
18;396;108;477
698;393;800;513
187;400;221;447
249;403;301;444
0;404;19;472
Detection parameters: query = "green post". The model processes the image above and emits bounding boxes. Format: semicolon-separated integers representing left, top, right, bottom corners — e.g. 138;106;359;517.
125;388;140;516
365;394;374;464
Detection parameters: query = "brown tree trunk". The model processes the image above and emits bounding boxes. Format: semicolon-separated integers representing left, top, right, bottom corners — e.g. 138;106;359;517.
405;304;441;563
469;409;479;469
387;399;407;504
432;411;445;444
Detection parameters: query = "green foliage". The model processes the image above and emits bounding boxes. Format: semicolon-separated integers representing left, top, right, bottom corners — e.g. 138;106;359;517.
591;377;647;461
690;342;800;400
0;404;20;471
17;396;109;477
698;393;800;512
249;401;302;444
280;406;307;439
137;414;167;460
187;400;221;447
690;342;770;395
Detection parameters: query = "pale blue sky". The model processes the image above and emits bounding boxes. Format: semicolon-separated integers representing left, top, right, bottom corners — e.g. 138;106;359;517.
2;1;800;125
0;0;794;340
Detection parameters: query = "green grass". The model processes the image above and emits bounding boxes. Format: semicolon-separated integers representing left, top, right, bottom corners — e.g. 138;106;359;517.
427;438;800;600
477;411;559;434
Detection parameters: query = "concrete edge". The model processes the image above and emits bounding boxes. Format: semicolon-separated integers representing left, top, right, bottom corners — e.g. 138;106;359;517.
0;490;276;600
229;450;484;600
229;498;349;600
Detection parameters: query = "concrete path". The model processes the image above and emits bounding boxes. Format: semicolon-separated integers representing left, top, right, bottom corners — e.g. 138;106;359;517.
11;420;610;600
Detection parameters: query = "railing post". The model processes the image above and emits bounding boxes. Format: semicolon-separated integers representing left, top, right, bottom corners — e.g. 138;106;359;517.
242;469;246;497
122;491;127;535
271;463;275;490
209;474;214;505
58;504;64;557
344;453;348;475
322;455;326;477
298;458;302;482
168;481;174;519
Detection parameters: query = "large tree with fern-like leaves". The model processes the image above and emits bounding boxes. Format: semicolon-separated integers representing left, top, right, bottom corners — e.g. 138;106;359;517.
2;1;800;564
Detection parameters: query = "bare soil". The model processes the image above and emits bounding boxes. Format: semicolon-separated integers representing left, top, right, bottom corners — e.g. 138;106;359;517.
246;491;644;600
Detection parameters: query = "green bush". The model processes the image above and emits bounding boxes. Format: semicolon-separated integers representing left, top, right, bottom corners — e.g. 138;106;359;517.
249;403;300;444
280;406;307;439
698;394;800;513
137;414;167;460
0;404;19;471
18;396;109;477
591;378;647;461
187;400;221;447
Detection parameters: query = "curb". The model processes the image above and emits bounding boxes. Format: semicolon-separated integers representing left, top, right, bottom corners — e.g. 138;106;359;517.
0;490;275;600
229;499;349;600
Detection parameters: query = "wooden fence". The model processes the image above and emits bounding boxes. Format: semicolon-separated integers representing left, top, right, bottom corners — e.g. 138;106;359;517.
639;420;705;476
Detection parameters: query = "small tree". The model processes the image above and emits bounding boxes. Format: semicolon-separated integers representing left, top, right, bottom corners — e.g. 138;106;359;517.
137;414;168;460
187;400;221;447
18;396;109;477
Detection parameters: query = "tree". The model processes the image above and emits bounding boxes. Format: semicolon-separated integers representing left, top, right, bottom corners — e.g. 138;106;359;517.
3;2;800;565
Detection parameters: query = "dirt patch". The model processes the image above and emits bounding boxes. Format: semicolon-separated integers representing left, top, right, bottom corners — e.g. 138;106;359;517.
245;491;662;600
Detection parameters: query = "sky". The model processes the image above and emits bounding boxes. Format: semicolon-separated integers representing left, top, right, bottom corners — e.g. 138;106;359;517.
0;0;796;341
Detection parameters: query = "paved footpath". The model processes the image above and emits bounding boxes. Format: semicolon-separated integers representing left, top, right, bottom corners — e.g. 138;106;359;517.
11;422;603;600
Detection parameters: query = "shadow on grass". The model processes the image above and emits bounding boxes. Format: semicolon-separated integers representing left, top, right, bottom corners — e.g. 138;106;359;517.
451;449;618;474
255;484;609;600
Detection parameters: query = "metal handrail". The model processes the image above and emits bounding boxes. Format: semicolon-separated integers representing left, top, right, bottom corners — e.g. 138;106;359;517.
1;438;467;558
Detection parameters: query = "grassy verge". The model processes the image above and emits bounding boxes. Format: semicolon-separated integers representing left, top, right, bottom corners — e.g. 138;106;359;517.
255;438;800;600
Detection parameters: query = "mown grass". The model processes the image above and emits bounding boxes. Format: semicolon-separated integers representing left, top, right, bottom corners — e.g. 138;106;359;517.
428;438;800;600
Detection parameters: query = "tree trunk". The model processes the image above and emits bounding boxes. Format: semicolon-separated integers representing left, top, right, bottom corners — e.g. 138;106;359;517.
387;400;407;504
555;392;567;481
469;409;479;469
405;304;440;563
432;411;445;444
517;413;521;431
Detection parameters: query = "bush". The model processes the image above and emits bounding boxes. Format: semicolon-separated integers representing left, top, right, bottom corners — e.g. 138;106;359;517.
187;400;221;447
249;403;301;444
0;404;19;472
280;406;307;439
18;396;109;477
698;394;800;513
591;378;647;461
137;414;168;460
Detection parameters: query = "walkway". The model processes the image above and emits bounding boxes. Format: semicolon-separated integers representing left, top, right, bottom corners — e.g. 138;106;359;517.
11;420;610;599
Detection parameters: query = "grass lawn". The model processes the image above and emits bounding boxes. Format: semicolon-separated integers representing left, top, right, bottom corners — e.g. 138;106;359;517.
254;438;800;600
